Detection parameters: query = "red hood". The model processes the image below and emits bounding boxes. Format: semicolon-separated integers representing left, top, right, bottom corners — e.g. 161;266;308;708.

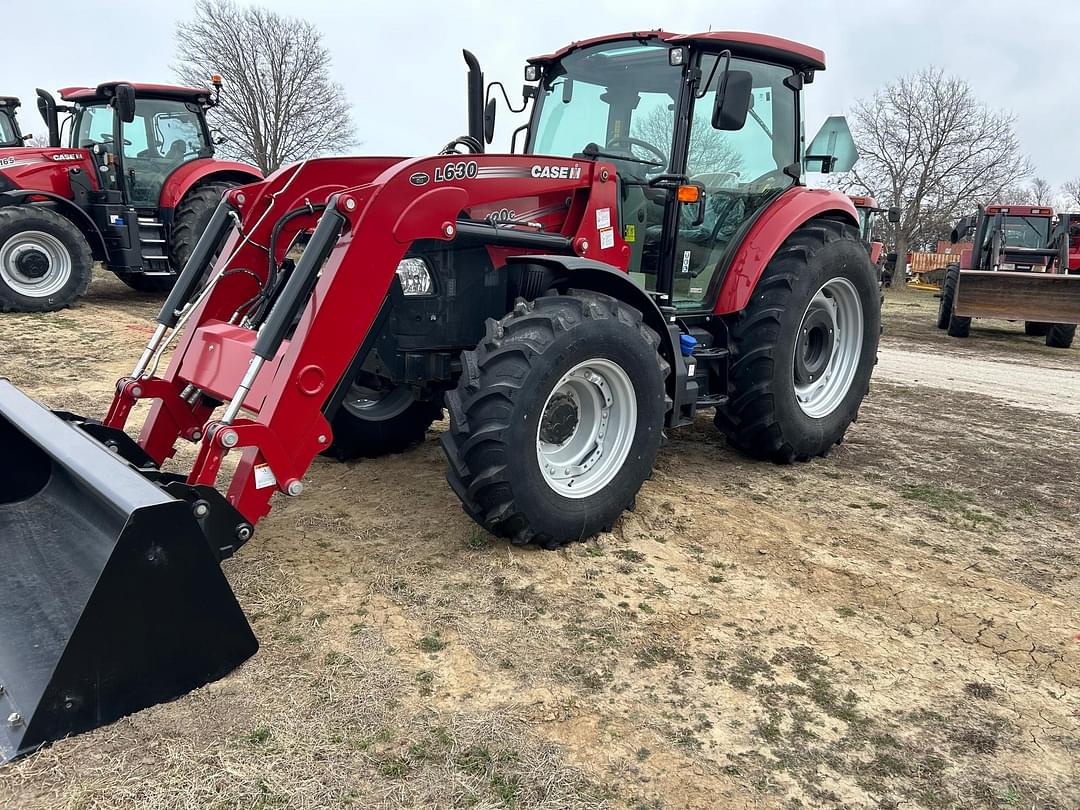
0;147;98;197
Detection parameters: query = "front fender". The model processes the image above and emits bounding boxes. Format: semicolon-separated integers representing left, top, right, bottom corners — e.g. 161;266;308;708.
713;187;859;315
159;159;263;210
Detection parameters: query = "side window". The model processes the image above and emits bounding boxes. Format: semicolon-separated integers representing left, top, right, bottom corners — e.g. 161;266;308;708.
122;114;149;158
74;105;114;147
157;111;204;160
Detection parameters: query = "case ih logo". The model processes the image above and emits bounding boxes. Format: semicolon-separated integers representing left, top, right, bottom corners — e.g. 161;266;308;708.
51;153;82;162
531;164;582;180
409;172;430;187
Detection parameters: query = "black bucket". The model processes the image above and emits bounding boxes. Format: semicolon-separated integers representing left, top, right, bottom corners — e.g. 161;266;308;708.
0;380;257;764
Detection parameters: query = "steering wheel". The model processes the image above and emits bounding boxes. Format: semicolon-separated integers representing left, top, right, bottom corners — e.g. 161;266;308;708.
746;168;791;194
605;136;668;169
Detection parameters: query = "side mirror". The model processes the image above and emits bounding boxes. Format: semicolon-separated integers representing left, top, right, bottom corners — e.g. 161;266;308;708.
484;97;496;144
114;83;136;124
806;115;858;173
712;69;752;131
951;216;972;244
887;206;901;224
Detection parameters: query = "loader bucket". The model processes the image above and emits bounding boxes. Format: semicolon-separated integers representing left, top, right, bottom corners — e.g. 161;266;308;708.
0;380;257;764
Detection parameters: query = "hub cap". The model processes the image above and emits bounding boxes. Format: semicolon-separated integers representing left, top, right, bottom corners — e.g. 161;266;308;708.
0;231;73;298
537;359;636;499
793;277;863;418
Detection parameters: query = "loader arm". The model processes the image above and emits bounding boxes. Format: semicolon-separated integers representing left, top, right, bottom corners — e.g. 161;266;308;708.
106;154;624;526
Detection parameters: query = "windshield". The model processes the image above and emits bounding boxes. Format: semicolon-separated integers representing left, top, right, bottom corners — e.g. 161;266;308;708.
1000;215;1050;248
0;111;17;146
529;41;681;176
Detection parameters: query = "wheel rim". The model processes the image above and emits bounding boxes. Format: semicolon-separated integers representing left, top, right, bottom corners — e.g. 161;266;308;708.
536;358;637;499
793;277;863;419
342;382;415;421
0;230;73;298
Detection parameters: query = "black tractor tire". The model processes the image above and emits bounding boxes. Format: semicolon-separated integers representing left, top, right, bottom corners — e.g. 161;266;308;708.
1024;321;1051;337
0;206;93;312
442;292;668;549
325;387;443;460
1046;324;1076;349
947;312;971;338
714;218;880;463
937;263;959;329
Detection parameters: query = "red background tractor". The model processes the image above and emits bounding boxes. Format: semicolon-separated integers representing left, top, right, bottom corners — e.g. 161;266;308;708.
0;97;28;148
0;80;261;311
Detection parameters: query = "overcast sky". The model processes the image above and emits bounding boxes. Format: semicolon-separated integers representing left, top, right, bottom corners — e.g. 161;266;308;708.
5;0;1076;187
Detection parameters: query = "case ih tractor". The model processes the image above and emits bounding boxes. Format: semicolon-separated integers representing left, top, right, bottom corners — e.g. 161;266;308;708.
938;204;1080;347
0;81;261;312
848;195;899;283
0;31;879;762
0;97;28;148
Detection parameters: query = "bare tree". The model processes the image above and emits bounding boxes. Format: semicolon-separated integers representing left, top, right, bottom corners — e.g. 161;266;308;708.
174;0;354;173
1062;178;1080;211
1028;177;1056;206
633;106;744;177
843;67;1031;273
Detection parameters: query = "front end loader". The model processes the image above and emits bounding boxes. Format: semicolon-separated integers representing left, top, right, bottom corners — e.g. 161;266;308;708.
0;30;878;762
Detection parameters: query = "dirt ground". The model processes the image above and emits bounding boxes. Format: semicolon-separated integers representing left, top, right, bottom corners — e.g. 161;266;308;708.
0;274;1077;809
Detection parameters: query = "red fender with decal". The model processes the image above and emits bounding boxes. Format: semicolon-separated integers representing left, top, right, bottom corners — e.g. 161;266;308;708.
0;147;98;196
713;187;859;315
158;158;262;210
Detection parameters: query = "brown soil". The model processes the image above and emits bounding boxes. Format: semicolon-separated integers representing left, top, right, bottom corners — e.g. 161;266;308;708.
0;274;1076;809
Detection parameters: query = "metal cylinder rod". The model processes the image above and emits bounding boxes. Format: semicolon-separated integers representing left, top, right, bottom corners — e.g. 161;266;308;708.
130;323;169;378
221;357;265;425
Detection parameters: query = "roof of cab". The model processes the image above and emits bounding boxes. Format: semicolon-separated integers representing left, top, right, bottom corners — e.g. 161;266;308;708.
528;30;826;72
58;82;212;104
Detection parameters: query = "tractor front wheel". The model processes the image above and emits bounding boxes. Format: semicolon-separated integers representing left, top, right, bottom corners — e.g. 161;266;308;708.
937;263;959;329
715;219;880;462
442;292;667;548
325;381;443;460
0;207;92;312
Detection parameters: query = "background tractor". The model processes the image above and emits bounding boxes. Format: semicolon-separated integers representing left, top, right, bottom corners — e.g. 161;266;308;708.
0;80;261;312
848;194;899;283
0;97;29;148
938;204;1080;347
0;30;879;762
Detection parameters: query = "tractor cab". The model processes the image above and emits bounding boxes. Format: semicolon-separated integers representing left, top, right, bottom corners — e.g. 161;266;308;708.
954;205;1056;272
521;32;858;312
0;97;27;147
39;82;219;210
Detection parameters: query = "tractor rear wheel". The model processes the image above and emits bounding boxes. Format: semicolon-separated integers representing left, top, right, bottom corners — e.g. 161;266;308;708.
1046;324;1076;349
937;263;959;329
325;381;443;460
714;219;879;463
442;292;667;548
1024;321;1051;337
0;206;92;312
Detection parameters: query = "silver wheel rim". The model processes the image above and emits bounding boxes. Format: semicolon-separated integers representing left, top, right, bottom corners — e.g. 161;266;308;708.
793;277;863;418
342;382;415;421
536;358;637;499
0;230;73;298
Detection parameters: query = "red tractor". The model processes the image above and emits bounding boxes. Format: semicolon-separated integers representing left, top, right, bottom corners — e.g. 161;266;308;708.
0;97;28;148
939;204;1080;347
0;31;879;761
848;195;899;283
0;81;261;312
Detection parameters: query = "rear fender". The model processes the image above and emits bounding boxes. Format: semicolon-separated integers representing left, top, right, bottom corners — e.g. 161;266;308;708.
0;189;106;260
158;158;263;211
713;187;858;315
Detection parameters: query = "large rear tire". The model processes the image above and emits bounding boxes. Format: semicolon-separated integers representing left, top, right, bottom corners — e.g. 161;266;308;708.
0;206;92;312
442;292;667;548
937;263;959;329
714;218;879;463
325;382;443;460
1046;324;1076;349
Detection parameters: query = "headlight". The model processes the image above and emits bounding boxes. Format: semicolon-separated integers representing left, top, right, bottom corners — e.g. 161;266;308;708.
395;258;433;295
